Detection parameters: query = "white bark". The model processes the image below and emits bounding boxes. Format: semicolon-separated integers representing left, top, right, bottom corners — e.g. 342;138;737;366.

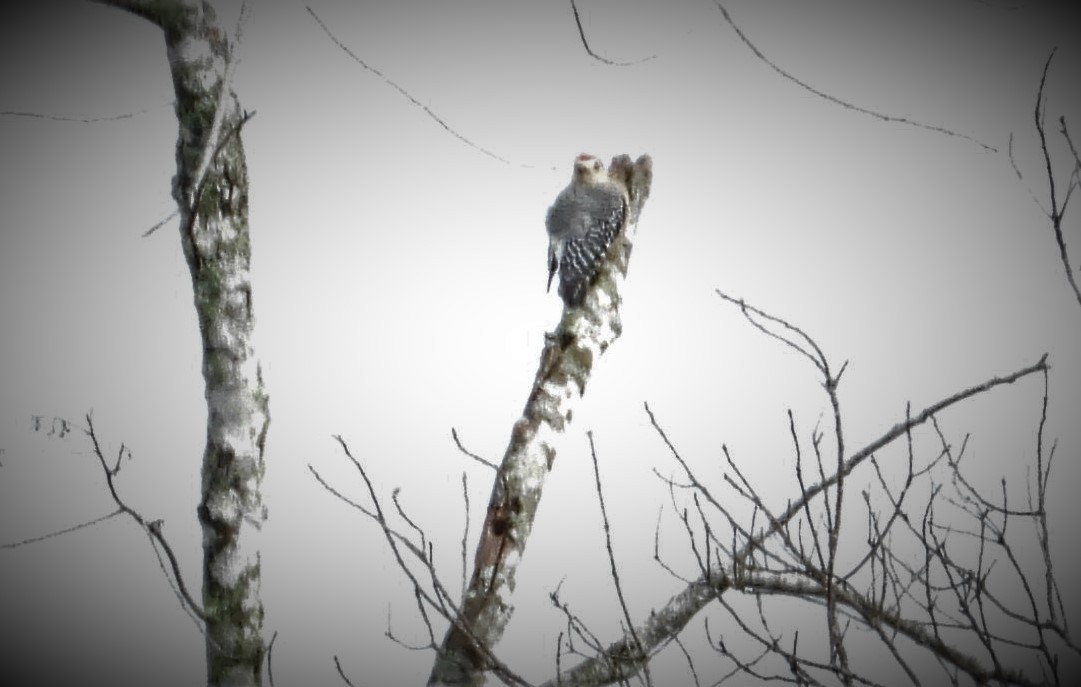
96;1;268;685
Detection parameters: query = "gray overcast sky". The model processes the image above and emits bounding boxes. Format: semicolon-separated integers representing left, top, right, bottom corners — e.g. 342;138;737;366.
1;1;1079;685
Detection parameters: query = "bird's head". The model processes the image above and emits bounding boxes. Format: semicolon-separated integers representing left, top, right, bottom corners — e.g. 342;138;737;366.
572;153;606;184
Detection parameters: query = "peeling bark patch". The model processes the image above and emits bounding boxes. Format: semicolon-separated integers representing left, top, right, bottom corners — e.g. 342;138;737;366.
489;506;510;538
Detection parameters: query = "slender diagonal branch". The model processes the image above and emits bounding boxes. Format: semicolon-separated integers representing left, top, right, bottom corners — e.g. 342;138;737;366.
588;432;652;686
713;1;997;152
306;5;528;168
0;104;166;123
1;508;123;549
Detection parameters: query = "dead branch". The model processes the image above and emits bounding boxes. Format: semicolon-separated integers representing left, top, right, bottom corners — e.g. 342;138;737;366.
427;154;651;687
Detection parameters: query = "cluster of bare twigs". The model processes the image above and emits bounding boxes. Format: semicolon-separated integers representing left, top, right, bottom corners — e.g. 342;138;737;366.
7;414;206;627
1010;49;1081;312
646;293;1071;686
307;284;1065;687
308;437;532;687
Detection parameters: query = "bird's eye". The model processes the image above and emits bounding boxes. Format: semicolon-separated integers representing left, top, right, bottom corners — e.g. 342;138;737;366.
593;161;602;171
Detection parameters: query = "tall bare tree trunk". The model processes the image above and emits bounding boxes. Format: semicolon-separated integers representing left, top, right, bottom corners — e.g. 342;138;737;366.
96;1;268;684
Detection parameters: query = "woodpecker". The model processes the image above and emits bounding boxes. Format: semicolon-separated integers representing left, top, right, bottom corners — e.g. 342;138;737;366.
546;153;629;307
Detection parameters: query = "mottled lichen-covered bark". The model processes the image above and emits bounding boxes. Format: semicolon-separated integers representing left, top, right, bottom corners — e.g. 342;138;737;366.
168;8;268;687
539;574;723;687
428;156;652;687
97;1;269;685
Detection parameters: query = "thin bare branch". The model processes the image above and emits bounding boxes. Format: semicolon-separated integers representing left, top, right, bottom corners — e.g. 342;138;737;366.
184;0;252;214
820;352;850;681
1033;365;1066;631
715;289;826;375
1032;49;1081;310
1035;49;1060;222
460;472;471;605
266;630;279;687
179;108;257;239
587;431;652;686
0;105;164;123
1062;117;1081;176
333;655;356;687
671;633;701;687
1;508;123;548
1009;132;1048;213
451;428;497;471
712;1;997;153
141;209;180;238
568;0;655;66
306;5;528;168
548;583;615;670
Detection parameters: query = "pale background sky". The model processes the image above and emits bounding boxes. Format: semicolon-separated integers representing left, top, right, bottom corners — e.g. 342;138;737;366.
1;1;1079;685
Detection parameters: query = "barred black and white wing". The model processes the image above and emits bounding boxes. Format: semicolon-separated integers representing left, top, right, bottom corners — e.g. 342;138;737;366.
545;154;629;307
555;192;626;306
